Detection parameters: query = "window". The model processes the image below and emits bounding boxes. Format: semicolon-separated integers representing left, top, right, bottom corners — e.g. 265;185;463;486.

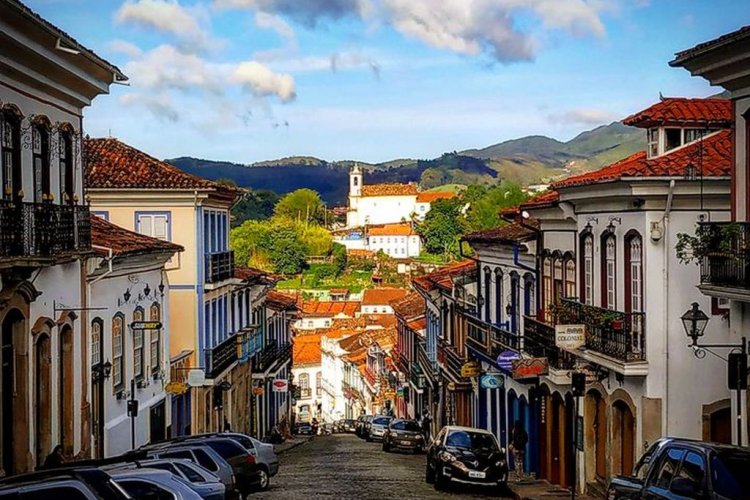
175;462;206;483
59;130;74;203
524;274;535;316
32;124;50;203
150;303;161;374
494;268;503;325
543;257;552;319
582;235;593;305
1;111;20;201
136;213;169;240
665;128;681;152
353;176;358;186
684;128;702;143
510;273;520;334
483;267;491;322
565;258;576;298
133;307;145;379
299;373;309;397
647;128;659;158
672;451;706;496
316;371;322;396
117;480;175;500
112;314;125;390
654;447;686;489
626;234;643;314
553;256;563;303
205;439;245;460
603;235;616;310
91;318;102;366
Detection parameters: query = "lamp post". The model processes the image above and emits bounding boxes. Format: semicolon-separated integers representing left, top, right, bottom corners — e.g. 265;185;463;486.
91;359;112;458
681;302;748;446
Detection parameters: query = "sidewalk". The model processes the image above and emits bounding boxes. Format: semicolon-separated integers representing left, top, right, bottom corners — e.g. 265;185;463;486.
508;477;601;500
275;435;313;455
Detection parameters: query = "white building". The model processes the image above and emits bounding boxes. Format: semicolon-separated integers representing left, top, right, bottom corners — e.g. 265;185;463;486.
88;216;182;457
0;0;123;472
292;334;322;423
361;288;407;315
293;300;361;331
367;223;422;259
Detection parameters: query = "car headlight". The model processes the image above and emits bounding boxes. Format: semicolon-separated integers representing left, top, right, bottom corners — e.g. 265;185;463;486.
495;460;506;467
438;451;456;462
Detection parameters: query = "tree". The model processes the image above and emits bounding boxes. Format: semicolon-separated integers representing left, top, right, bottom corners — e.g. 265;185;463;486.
274;188;325;225
332;243;347;277
231;189;281;226
463;182;528;232
416;198;465;255
268;225;307;275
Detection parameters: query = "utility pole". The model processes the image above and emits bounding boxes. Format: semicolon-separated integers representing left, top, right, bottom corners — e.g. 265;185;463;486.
127;378;138;450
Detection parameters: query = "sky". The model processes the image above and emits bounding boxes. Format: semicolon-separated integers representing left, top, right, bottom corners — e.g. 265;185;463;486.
26;0;750;164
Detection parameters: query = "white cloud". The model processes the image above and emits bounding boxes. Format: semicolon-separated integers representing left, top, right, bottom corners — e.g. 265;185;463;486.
124;44;222;93
120;92;180;122
214;0;366;25
255;12;296;43
548;107;620;125
115;0;213;50
108;39;143;58
232;61;296;102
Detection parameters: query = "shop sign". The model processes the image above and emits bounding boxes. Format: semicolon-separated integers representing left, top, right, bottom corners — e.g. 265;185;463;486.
253;387;265;396
396;387;405;397
384;389;396;399
511;357;549;380
130;321;162;330
460;361;481;378
165;381;188;395
187;369;206;387
555;324;586;350
272;379;288;392
496;350;521;372
479;373;504;390
576;416;584;451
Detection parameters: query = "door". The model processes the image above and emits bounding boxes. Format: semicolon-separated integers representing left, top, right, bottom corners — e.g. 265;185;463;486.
550;393;564;485
1;313;16;474
594;392;607;479
613;400;635;476
59;326;74;455
709;407;732;444
150;399;166;444
35;334;52;466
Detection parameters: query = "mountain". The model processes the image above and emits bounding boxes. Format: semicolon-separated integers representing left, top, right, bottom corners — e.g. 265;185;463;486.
166;121;646;205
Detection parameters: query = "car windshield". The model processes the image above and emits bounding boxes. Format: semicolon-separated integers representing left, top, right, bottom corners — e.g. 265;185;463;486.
391;420;421;432
446;430;499;451
711;450;750;498
373;417;391;425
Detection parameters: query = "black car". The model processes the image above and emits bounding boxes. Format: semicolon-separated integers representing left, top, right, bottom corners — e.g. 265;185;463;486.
426;426;507;492
357;416;374;439
295;422;314;435
0;467;132;499
383;419;426;453
341;419;357;433
607;437;750;500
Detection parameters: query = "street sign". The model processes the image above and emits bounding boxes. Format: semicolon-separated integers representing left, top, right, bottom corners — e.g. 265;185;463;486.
272;379;288;392
496;350;521;372
576;416;584;451
187;369;206;387
396;387;405;397
479;373;504;389
555;324;586;350
165;381;188;395
728;353;748;390
511;357;549;380
460;361;481;378
130;321;162;330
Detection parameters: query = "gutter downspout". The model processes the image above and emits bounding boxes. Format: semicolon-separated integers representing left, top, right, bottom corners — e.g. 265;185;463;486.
661;180;675;440
89;245;114;285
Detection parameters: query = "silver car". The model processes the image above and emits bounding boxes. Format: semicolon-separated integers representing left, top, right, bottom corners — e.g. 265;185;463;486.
110;459;226;500
366;416;393;442
109;468;203;500
147;444;235;495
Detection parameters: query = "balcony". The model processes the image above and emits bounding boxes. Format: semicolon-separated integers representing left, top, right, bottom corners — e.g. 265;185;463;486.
205;250;235;284
410;363;426;390
416;342;435;382
555;298;647;375
205;333;241;379
0;201;91;265
299;388;312;399
523;316;576;374
437;339;464;379
465;313;521;357
696;222;750;300
252;339;292;375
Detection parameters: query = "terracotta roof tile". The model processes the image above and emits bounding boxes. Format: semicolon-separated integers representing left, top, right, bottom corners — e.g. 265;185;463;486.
517;191;560;212
362;288;407;306
622;98;732;128
406;317;427;331
390;292;425;320
266;291;297;312
84;138;238;199
412;260;475;293
301;300;361;318
90;215;183;257
416;192;455;203
361;184;418;197
671;26;750;63
367;223;416;236
293;334;321;365
552;129;731;189
463;221;538;244
235;265;276;285
348;249;375;258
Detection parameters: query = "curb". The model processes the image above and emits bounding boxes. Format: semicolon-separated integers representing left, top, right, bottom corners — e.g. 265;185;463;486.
276;437;312;455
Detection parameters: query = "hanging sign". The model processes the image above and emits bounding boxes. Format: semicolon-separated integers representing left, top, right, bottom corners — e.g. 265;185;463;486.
511;357;549;380
187;369;206;387
460;361;482;378
272;379;288;392
253;387;265;396
479;373;504;390
555;324;586;350
165;381;189;395
384;389;396;399
396;387;405;397
496;350;522;372
131;321;162;330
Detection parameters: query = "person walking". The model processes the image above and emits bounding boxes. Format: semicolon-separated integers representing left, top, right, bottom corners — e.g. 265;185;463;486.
510;420;528;480
43;445;65;469
421;410;432;442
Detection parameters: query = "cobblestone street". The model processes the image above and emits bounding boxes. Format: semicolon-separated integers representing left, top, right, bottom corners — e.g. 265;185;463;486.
258;434;513;500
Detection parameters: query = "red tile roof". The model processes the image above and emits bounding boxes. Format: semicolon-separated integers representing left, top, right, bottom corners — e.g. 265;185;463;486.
293;334;321;365
390;292;425;321
367;223;416;236
84;138;238;200
361;184;418;197
362;288;407;306
90;215;183;257
622;98;732;128
412;260;475;293
266;291;298;312
300;300;361;318
406;317;426;331
552;129;731;189
348;249;375;258
416;191;455;203
671;26;750;63
463;221;538;244
235;265;276;285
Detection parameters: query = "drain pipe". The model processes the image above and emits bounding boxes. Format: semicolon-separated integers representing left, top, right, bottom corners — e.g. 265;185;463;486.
90;245;114;285
661;180;675;440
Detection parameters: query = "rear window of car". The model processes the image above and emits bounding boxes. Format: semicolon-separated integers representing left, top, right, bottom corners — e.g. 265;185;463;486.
391;420;421;432
373;417;391;425
711;451;750;498
175;463;206;484
192;449;219;472
20;484;94;500
206;440;246;459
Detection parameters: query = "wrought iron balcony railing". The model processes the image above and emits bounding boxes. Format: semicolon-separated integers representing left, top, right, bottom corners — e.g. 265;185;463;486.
0;201;91;260
557;298;645;362
416;341;435;381
410;363;426;389
205;333;241;379
522;315;576;370
252;339;292;373
205;250;235;284
697;222;750;291
299;388;312;399
464;313;521;356
437;339;465;377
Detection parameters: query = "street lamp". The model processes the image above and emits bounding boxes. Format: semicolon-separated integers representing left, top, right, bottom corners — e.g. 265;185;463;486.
680;302;747;446
91;358;112;459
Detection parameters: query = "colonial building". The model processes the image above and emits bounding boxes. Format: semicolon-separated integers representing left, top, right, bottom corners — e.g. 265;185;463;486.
392;292;427;419
293;300;361;331
88;216;182;457
292;333;323;424
0;0;122;473
361;288;407;315
367;223;422;259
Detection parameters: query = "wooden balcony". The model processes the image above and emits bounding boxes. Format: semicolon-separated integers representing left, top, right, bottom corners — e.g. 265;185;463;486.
205;333;241;379
252;339;292;374
522;316;576;370
205;250;234;284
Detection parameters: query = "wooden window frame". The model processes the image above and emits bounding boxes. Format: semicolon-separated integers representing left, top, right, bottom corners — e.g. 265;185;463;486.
624;231;643;315
601;232;617;310
112;313;125;392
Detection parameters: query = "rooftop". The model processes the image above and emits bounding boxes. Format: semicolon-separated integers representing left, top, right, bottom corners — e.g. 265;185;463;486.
416;192;455;203
622;98;732;128
300;300;361;318
293;334;321;365
671;26;750;64
463;220;538;245
90;215;183;258
390;292;425;321
412;261;475;293
361;184;419;197
362;288;407;306
367;223;416;236
266;291;298;312
234;265;276;286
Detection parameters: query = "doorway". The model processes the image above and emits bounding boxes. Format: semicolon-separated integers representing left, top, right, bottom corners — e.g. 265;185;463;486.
2;309;25;475
59;325;74;455
35;333;52;466
709;406;732;444
611;400;635;476
150;399;166;444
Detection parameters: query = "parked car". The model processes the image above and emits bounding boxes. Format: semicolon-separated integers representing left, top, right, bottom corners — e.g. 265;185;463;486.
357;415;374;439
145;444;236;495
321;422;334;435
0;467;131;499
426;425;508;492
366;415;393;442
295;422;314;435
332;419;344;433
355;415;368;437
607;437;750;500
107;459;226;500
382;419;426;453
109;468;203;500
341;419;357;433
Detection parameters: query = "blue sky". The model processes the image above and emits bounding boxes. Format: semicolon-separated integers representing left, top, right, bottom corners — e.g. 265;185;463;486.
27;0;749;164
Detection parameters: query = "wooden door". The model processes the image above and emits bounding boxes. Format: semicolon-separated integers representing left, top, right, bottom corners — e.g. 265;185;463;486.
613;401;635;476
60;326;74;455
35;334;51;466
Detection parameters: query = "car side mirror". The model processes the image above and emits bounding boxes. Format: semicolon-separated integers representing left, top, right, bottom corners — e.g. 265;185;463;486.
670;477;699;498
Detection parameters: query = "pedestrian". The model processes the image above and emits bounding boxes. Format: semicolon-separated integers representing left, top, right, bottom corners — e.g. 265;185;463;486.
510;420;528;480
43;444;65;469
223;417;231;432
421;410;431;442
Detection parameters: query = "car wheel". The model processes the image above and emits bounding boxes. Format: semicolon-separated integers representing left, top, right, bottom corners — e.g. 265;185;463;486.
425;462;434;484
255;467;270;491
366;435;372;442
434;469;446;491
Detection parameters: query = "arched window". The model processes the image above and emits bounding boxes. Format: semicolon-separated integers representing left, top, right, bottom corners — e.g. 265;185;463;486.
133;307;145;379
510;272;520;334
582;234;594;305
625;232;643;315
112;313;125;390
299;373;310;398
565;257;576;298
553;255;563;303
602;234;617;310
483;266;492;322
1;110;21;201
150;303;161;374
32;123;50;203
494;268;503;325
523;273;535;317
316;372;322;396
543;256;553;320
91;317;103;366
58;128;74;203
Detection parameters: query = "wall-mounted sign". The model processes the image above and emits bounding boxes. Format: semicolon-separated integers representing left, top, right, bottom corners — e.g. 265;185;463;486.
272;379;288;392
253;387;265;396
384;389;396;399
396;387;405;397
460;361;482;378
496;350;522;372
130;321;162;330
555;324;586;350
187;369;206;387
165;381;189;395
479;373;504;390
511;357;549;380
